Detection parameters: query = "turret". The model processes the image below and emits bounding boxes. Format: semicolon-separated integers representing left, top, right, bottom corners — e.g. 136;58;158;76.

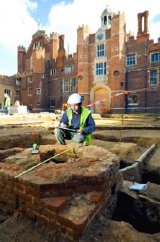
56;35;66;69
77;25;90;105
17;45;26;73
50;32;59;59
110;12;126;109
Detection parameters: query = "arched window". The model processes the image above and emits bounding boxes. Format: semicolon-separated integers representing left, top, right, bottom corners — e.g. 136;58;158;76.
104;16;107;25
108;15;112;24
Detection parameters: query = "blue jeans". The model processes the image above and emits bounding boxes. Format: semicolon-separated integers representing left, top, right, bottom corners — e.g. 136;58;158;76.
3;107;9;114
54;127;85;145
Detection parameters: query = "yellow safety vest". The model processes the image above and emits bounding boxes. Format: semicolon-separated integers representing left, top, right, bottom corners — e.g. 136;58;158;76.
66;107;92;145
4;97;10;108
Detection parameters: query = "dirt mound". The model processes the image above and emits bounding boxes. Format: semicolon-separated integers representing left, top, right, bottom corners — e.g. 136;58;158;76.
0;215;64;242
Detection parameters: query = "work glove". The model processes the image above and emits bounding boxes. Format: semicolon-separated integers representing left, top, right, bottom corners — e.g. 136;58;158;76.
59;122;67;128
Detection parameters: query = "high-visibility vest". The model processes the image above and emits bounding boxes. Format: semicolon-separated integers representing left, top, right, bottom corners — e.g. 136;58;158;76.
66;107;92;145
4;97;10;108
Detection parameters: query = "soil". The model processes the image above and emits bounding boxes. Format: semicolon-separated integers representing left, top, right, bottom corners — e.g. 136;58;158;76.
0;113;160;241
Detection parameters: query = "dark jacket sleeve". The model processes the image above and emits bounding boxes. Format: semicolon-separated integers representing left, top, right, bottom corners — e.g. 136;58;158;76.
81;113;96;135
60;112;69;125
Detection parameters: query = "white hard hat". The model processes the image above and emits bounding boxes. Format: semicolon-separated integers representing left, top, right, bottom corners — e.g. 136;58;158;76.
67;93;82;105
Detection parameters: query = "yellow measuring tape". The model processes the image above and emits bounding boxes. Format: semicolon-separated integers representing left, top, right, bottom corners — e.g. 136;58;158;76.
15;144;76;179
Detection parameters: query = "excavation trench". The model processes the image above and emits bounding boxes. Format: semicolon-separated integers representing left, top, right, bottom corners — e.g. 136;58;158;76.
0;139;122;241
0;126;160;239
113;144;160;234
113;189;160;234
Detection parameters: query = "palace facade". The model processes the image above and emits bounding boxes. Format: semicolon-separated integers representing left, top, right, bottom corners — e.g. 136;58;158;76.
14;7;160;113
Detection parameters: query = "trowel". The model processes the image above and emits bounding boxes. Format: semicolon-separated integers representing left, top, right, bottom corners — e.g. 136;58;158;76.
31;143;39;154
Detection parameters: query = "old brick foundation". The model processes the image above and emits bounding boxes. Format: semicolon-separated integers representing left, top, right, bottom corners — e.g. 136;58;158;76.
0;144;122;241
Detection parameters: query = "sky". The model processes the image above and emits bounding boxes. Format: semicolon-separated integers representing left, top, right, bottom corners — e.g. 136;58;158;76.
0;0;160;76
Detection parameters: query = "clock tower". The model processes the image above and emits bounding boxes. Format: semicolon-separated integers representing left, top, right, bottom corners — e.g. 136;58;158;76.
95;6;113;43
77;6;126;113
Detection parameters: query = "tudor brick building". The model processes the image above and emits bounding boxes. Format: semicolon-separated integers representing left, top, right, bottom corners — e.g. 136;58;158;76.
14;7;160;113
126;11;160;112
15;31;77;112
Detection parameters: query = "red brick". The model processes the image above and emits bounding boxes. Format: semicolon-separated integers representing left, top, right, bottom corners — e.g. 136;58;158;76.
89;192;105;202
41;196;68;212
